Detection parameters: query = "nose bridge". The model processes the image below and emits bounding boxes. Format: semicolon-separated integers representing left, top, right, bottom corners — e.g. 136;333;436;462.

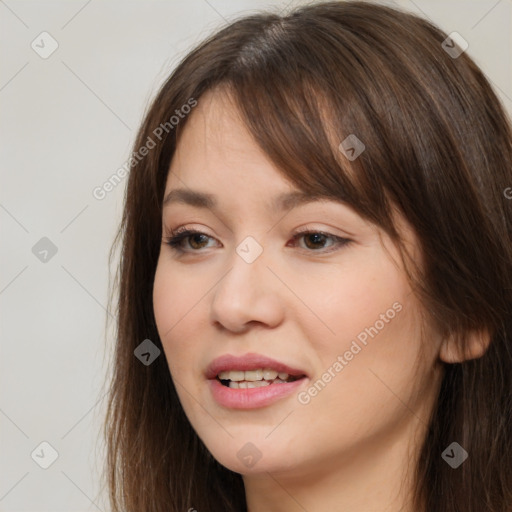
210;235;284;331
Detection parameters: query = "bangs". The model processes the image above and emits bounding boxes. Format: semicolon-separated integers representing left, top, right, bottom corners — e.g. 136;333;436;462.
210;19;414;241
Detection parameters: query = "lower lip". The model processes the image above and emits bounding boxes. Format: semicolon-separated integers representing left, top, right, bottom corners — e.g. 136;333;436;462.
208;378;308;409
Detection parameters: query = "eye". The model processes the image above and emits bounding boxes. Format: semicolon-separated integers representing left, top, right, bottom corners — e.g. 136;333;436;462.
163;228;217;252
288;228;351;253
162;227;351;254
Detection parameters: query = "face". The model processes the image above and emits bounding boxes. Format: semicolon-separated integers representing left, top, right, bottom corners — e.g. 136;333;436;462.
153;89;442;479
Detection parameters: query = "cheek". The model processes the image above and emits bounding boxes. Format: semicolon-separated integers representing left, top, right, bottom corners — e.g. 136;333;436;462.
153;263;177;344
153;258;209;333
297;252;425;420
296;248;411;361
153;260;223;439
152;261;203;374
153;263;173;312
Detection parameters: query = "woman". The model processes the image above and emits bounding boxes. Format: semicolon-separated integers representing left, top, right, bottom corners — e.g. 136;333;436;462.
103;1;512;511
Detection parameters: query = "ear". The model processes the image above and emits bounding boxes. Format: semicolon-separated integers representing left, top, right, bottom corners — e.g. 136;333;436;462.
439;328;492;363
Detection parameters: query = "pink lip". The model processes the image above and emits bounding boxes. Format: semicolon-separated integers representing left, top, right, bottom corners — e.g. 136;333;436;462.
208;378;307;409
205;352;309;410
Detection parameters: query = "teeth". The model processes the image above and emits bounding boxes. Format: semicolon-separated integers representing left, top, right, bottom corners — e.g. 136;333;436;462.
219;368;290;382
228;380;275;389
247;381;270;388
263;369;278;380
218;370;245;381
244;369;263;381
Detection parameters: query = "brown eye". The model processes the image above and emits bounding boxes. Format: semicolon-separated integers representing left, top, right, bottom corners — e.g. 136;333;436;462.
164;229;216;252
289;230;352;254
188;233;210;249
303;233;329;250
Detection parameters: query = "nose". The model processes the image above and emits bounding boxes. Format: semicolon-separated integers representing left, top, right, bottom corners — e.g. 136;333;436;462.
209;242;286;333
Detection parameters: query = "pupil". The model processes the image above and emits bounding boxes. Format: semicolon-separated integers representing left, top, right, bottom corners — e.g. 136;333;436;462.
190;234;208;249
305;233;325;249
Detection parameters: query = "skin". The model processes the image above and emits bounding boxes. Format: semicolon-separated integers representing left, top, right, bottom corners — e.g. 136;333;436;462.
152;89;486;512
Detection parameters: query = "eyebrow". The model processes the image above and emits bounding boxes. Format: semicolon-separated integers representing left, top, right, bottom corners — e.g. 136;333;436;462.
162;188;337;212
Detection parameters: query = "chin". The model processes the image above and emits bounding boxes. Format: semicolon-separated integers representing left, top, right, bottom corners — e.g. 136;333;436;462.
203;437;303;475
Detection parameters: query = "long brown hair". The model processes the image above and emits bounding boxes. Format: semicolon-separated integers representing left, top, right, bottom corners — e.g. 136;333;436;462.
103;2;512;510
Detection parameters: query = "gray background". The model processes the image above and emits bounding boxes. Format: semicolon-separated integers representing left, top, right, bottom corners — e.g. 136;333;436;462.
1;0;511;510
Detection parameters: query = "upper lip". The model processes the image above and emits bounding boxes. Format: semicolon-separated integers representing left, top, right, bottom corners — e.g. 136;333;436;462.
205;353;308;380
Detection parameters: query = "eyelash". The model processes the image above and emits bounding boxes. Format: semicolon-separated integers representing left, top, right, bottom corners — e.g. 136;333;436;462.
163;227;351;255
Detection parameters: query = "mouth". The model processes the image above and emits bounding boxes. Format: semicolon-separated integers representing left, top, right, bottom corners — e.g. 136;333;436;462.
205;353;309;409
216;368;306;388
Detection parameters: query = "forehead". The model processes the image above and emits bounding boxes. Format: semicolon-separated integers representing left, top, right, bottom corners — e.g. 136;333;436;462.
166;89;299;194
176;89;255;155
